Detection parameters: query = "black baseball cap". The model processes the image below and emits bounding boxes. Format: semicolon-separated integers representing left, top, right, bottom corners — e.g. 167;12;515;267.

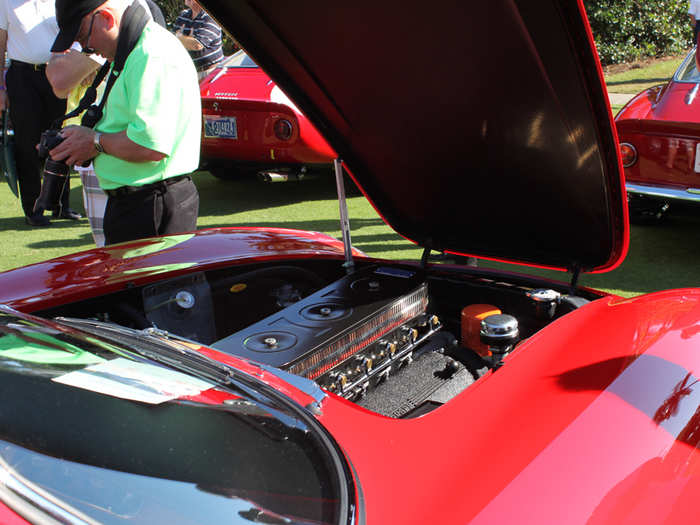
51;0;107;52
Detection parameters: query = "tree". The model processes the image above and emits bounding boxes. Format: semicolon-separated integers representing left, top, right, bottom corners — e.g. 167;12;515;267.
583;0;693;64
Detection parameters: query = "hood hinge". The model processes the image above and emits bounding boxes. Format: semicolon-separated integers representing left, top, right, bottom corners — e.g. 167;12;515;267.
568;263;582;295
333;159;355;274
421;243;437;269
420;248;431;269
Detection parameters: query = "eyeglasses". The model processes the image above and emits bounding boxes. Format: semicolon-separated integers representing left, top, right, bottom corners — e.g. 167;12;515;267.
80;11;101;54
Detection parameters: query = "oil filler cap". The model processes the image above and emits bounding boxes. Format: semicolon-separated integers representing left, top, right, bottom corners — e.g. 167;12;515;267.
480;314;519;349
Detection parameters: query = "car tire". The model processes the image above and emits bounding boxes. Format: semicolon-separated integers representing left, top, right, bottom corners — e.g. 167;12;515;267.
627;195;670;225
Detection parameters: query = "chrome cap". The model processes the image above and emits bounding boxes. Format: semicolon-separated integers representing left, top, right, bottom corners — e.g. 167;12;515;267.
480;314;519;343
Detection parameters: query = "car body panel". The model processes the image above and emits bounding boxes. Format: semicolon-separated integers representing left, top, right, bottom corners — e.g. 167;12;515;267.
0;502;29;525
616;48;700;204
200;52;335;172
0;228;352;313
616;119;700;193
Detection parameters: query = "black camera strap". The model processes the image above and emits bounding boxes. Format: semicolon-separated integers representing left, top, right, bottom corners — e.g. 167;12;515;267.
53;1;150;129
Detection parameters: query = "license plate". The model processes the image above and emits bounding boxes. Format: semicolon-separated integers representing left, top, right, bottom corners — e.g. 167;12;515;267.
204;116;238;139
695;143;700;173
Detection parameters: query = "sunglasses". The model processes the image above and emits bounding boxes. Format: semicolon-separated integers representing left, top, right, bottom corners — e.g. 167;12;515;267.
80;11;102;55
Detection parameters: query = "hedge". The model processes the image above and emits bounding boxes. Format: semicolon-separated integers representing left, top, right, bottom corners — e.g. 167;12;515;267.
583;0;694;64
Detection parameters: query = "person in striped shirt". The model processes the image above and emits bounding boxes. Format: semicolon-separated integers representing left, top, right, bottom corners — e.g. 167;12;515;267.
173;0;223;81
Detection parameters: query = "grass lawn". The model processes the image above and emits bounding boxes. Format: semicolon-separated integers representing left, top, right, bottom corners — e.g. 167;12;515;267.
604;53;687;94
2;172;699;298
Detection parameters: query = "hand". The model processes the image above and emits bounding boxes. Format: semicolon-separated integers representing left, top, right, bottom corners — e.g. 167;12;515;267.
80;70;98;88
49;125;99;167
0;90;8;112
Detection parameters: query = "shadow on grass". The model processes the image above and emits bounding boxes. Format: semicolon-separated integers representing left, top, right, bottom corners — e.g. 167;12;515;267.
0;215;88;233
27;231;96;250
195;171;342;217
199;217;385;231
606;77;669;88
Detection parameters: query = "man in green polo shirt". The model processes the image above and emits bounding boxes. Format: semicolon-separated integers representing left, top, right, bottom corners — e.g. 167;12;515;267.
48;0;201;245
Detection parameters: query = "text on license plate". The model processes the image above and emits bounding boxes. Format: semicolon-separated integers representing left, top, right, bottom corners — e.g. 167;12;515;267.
695;143;700;173
204;116;238;139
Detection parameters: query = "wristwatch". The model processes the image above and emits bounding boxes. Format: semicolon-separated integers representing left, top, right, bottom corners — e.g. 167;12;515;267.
93;131;104;153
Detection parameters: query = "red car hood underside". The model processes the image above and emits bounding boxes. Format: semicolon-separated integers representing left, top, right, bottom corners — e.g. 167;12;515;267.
202;0;627;273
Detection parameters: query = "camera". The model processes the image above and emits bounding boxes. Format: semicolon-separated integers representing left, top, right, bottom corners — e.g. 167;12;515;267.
34;129;69;214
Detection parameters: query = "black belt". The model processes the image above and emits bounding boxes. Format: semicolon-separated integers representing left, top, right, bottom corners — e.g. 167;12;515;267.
11;60;47;71
105;175;191;198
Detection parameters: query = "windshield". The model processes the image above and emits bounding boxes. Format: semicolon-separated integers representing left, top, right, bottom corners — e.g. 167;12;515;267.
674;49;700;83
221;50;259;68
0;310;349;524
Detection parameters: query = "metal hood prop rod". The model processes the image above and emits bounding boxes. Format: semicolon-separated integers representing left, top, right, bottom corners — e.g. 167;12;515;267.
333;158;355;274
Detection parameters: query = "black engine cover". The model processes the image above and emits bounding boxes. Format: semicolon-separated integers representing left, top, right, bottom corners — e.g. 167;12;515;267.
211;265;427;372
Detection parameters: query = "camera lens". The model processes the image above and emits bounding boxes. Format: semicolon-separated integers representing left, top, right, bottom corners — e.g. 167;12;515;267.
43;158;70;177
34;129;70;213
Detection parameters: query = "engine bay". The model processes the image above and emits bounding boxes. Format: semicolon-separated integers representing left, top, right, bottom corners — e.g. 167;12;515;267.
35;260;600;418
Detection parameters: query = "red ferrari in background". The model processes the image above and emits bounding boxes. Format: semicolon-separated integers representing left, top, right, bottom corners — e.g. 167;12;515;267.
199;51;335;181
616;47;700;221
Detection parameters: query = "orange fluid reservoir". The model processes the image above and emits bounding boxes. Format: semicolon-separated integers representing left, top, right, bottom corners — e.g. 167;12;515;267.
461;304;501;357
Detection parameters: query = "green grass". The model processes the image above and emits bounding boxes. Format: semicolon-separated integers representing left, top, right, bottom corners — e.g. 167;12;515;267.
610;103;623;116
2;172;699;298
604;53;687;94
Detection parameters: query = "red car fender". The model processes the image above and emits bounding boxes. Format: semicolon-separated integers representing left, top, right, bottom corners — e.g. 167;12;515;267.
0;228;358;313
315;289;700;524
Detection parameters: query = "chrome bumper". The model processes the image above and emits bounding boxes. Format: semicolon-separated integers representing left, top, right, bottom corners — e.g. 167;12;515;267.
626;183;700;203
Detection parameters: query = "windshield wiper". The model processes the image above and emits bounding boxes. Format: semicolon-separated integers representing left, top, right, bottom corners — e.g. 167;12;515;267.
53;317;309;432
56;317;234;376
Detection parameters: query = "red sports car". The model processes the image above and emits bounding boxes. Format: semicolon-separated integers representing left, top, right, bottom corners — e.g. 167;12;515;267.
200;50;336;181
616;47;700;221
2;2;700;524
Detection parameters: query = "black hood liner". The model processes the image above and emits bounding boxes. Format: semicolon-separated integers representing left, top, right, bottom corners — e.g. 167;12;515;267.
202;0;626;272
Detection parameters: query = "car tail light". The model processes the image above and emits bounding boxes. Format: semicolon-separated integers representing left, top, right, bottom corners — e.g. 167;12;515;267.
273;119;293;140
620;142;637;168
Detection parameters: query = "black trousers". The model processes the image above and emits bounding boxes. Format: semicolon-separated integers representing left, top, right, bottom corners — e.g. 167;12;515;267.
103;176;199;245
6;61;68;217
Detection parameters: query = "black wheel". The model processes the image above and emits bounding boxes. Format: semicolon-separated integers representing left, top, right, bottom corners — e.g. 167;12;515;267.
628;195;670;225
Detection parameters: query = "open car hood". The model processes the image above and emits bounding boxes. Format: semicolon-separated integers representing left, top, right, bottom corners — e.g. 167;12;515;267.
202;0;627;273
